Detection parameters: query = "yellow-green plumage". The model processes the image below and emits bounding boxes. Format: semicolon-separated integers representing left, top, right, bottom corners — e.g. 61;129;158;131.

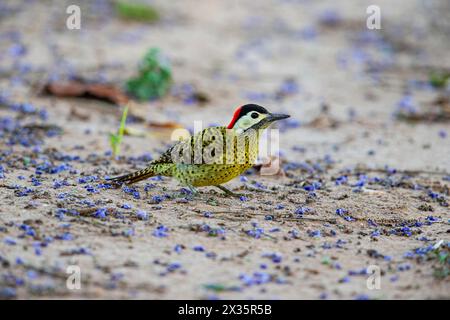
109;126;259;188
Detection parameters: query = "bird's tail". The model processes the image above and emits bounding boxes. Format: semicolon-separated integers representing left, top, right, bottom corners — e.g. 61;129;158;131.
107;166;156;185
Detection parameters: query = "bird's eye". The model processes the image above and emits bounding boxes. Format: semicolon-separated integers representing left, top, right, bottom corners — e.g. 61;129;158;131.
251;112;259;119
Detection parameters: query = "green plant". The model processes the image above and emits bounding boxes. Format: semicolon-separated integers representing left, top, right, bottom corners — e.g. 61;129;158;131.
126;48;172;101
429;71;450;88
109;105;129;157
115;1;159;23
431;247;450;279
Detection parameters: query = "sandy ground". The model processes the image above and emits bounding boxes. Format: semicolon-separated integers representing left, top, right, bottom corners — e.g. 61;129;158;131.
0;0;449;299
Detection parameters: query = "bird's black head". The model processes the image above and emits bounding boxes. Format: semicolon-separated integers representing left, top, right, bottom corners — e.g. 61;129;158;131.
227;104;290;130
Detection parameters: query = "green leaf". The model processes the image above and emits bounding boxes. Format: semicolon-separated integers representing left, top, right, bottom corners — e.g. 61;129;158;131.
429;71;450;88
126;48;172;101
115;1;159;23
23;156;31;166
203;283;239;292
109;105;129;157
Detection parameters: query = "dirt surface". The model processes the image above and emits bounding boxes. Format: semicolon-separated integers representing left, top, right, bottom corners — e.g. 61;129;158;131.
0;0;449;299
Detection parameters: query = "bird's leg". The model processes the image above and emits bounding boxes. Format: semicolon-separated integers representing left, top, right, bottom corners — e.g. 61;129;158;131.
215;185;244;198
187;185;199;195
181;185;200;200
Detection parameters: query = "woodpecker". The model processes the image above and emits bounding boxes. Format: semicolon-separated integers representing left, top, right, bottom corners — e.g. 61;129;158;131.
108;104;290;196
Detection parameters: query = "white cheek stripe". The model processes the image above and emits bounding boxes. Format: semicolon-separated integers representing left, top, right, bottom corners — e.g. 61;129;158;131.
234;114;256;130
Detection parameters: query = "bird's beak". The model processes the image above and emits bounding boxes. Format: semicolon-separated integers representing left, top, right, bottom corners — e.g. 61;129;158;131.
267;113;290;122
247;112;291;130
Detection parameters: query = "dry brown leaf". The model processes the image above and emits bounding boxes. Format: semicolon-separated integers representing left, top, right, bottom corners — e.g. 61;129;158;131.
43;79;130;105
148;121;183;129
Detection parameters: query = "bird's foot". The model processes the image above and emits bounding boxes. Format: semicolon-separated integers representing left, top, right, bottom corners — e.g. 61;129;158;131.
215;185;246;198
180;185;202;200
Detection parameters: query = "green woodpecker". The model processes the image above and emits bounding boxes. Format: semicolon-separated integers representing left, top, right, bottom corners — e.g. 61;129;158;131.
108;104;290;196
